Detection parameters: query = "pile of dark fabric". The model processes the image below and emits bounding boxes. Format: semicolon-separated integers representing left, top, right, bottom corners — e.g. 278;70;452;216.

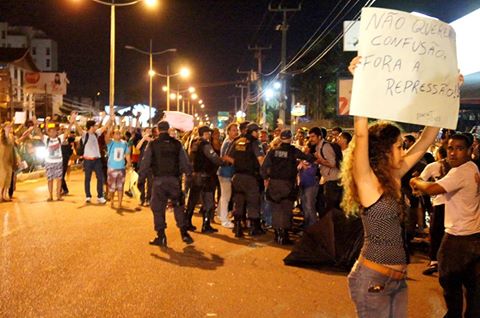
284;209;363;272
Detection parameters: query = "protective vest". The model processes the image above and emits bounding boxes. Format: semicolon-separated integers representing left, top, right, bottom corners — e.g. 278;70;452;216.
233;134;259;176
269;143;297;181
151;134;181;177
192;139;217;175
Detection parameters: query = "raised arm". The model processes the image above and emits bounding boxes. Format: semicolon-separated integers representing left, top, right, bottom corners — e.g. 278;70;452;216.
398;127;439;177
104;117;114;145
135;112;142;129
70;112;83;135
348;56;382;207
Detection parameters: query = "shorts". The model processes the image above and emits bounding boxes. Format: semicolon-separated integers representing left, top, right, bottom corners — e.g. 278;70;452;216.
107;168;126;192
45;162;63;180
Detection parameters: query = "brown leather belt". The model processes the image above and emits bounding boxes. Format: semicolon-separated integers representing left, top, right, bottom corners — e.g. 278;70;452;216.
358;256;407;280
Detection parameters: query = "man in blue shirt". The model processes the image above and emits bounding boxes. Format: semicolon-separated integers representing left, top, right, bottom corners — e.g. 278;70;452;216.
105;117;131;209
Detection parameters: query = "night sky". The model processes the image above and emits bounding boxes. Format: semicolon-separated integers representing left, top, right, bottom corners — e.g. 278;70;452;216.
1;0;478;115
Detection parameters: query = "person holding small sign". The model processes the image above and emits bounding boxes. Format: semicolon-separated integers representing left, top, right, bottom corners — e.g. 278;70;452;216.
341;56;462;318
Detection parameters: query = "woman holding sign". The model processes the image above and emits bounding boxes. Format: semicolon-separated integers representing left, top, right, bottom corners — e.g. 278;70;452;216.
341;56;461;317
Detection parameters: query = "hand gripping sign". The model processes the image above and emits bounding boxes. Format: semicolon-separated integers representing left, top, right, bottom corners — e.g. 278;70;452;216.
350;8;460;129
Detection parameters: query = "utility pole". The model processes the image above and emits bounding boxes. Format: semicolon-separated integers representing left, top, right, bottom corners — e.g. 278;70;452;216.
235;83;248;113
269;3;301;126
248;45;270;127
237;68;253;117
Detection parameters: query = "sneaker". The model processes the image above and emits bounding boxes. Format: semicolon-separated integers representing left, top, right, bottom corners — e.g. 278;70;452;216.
422;263;438;276
221;221;235;229
98;197;107;204
85;197;92;203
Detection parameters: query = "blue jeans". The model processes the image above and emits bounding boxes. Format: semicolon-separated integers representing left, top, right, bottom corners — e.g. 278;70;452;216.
83;158;104;198
301;184;318;228
348;261;408;318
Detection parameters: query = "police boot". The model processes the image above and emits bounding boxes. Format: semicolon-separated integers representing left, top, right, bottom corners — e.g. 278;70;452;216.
274;229;281;243
185;208;197;232
149;230;167;247
249;218;265;236
233;219;243;237
180;228;194;244
277;229;293;245
201;211;218;234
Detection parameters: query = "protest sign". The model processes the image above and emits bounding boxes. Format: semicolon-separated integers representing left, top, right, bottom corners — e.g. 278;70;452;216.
350;8;459;129
163;111;194;132
14;111;26;124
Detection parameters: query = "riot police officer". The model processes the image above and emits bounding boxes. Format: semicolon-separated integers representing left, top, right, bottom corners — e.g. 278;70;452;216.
261;130;314;244
185;126;225;233
227;122;265;237
138;121;193;247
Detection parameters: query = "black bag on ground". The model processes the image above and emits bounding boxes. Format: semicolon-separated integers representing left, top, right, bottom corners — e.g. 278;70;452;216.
283;209;363;271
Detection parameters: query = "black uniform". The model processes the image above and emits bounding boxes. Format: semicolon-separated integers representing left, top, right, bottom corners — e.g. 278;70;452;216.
261;142;314;244
185;138;224;233
138;132;193;246
228;133;265;237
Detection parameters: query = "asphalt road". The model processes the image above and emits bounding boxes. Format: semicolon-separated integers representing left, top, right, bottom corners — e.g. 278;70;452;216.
1;171;446;317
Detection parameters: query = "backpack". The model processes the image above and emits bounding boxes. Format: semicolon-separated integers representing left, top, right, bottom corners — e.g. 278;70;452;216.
77;133;97;157
320;141;343;169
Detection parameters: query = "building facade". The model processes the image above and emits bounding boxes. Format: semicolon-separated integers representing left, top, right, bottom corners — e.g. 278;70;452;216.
0;22;58;72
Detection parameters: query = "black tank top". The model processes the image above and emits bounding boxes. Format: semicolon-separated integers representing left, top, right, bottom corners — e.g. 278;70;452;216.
360;195;407;265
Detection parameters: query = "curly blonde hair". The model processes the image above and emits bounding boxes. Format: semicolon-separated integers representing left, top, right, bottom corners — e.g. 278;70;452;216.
340;121;402;215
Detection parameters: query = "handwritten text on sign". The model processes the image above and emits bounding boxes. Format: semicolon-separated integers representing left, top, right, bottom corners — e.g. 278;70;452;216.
349;8;459;129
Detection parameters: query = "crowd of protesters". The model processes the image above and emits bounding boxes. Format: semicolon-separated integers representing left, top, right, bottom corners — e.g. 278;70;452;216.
1;76;480;317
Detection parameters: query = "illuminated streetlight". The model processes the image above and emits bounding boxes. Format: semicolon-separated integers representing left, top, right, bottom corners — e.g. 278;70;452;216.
273;81;282;90
180;67;191;78
169;93;177;100
200;104;205;109
191;93;198;100
144;0;158;8
265;88;274;101
125;42;176;127
188;86;195;93
155;66;191;111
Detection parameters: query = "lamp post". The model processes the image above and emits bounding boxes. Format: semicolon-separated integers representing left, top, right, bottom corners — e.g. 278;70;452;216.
81;0;158;116
125;40;176;127
156;67;190;111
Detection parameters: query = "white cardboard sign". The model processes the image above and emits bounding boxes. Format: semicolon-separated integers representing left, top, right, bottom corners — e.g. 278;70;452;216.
350;8;459;129
163;111;194;132
14;111;26;124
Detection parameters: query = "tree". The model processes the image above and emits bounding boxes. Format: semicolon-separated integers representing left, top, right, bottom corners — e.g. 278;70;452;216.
290;33;354;120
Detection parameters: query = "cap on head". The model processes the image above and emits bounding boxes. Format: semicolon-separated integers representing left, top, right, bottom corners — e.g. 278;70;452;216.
246;123;260;133
198;126;212;136
280;129;292;141
157;121;170;132
239;121;250;132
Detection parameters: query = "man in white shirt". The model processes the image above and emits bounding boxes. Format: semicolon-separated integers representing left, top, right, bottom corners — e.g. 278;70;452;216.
410;134;480;318
418;147;450;275
71;112;111;204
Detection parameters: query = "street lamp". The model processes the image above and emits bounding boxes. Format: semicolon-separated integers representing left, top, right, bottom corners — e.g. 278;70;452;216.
155;67;190;111
77;0;158;116
125;40;176;127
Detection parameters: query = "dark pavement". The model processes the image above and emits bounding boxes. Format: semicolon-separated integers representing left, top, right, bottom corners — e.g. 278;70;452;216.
1;171;446;317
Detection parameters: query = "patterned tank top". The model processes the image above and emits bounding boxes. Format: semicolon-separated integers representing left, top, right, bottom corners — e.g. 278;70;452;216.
360;195;407;265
